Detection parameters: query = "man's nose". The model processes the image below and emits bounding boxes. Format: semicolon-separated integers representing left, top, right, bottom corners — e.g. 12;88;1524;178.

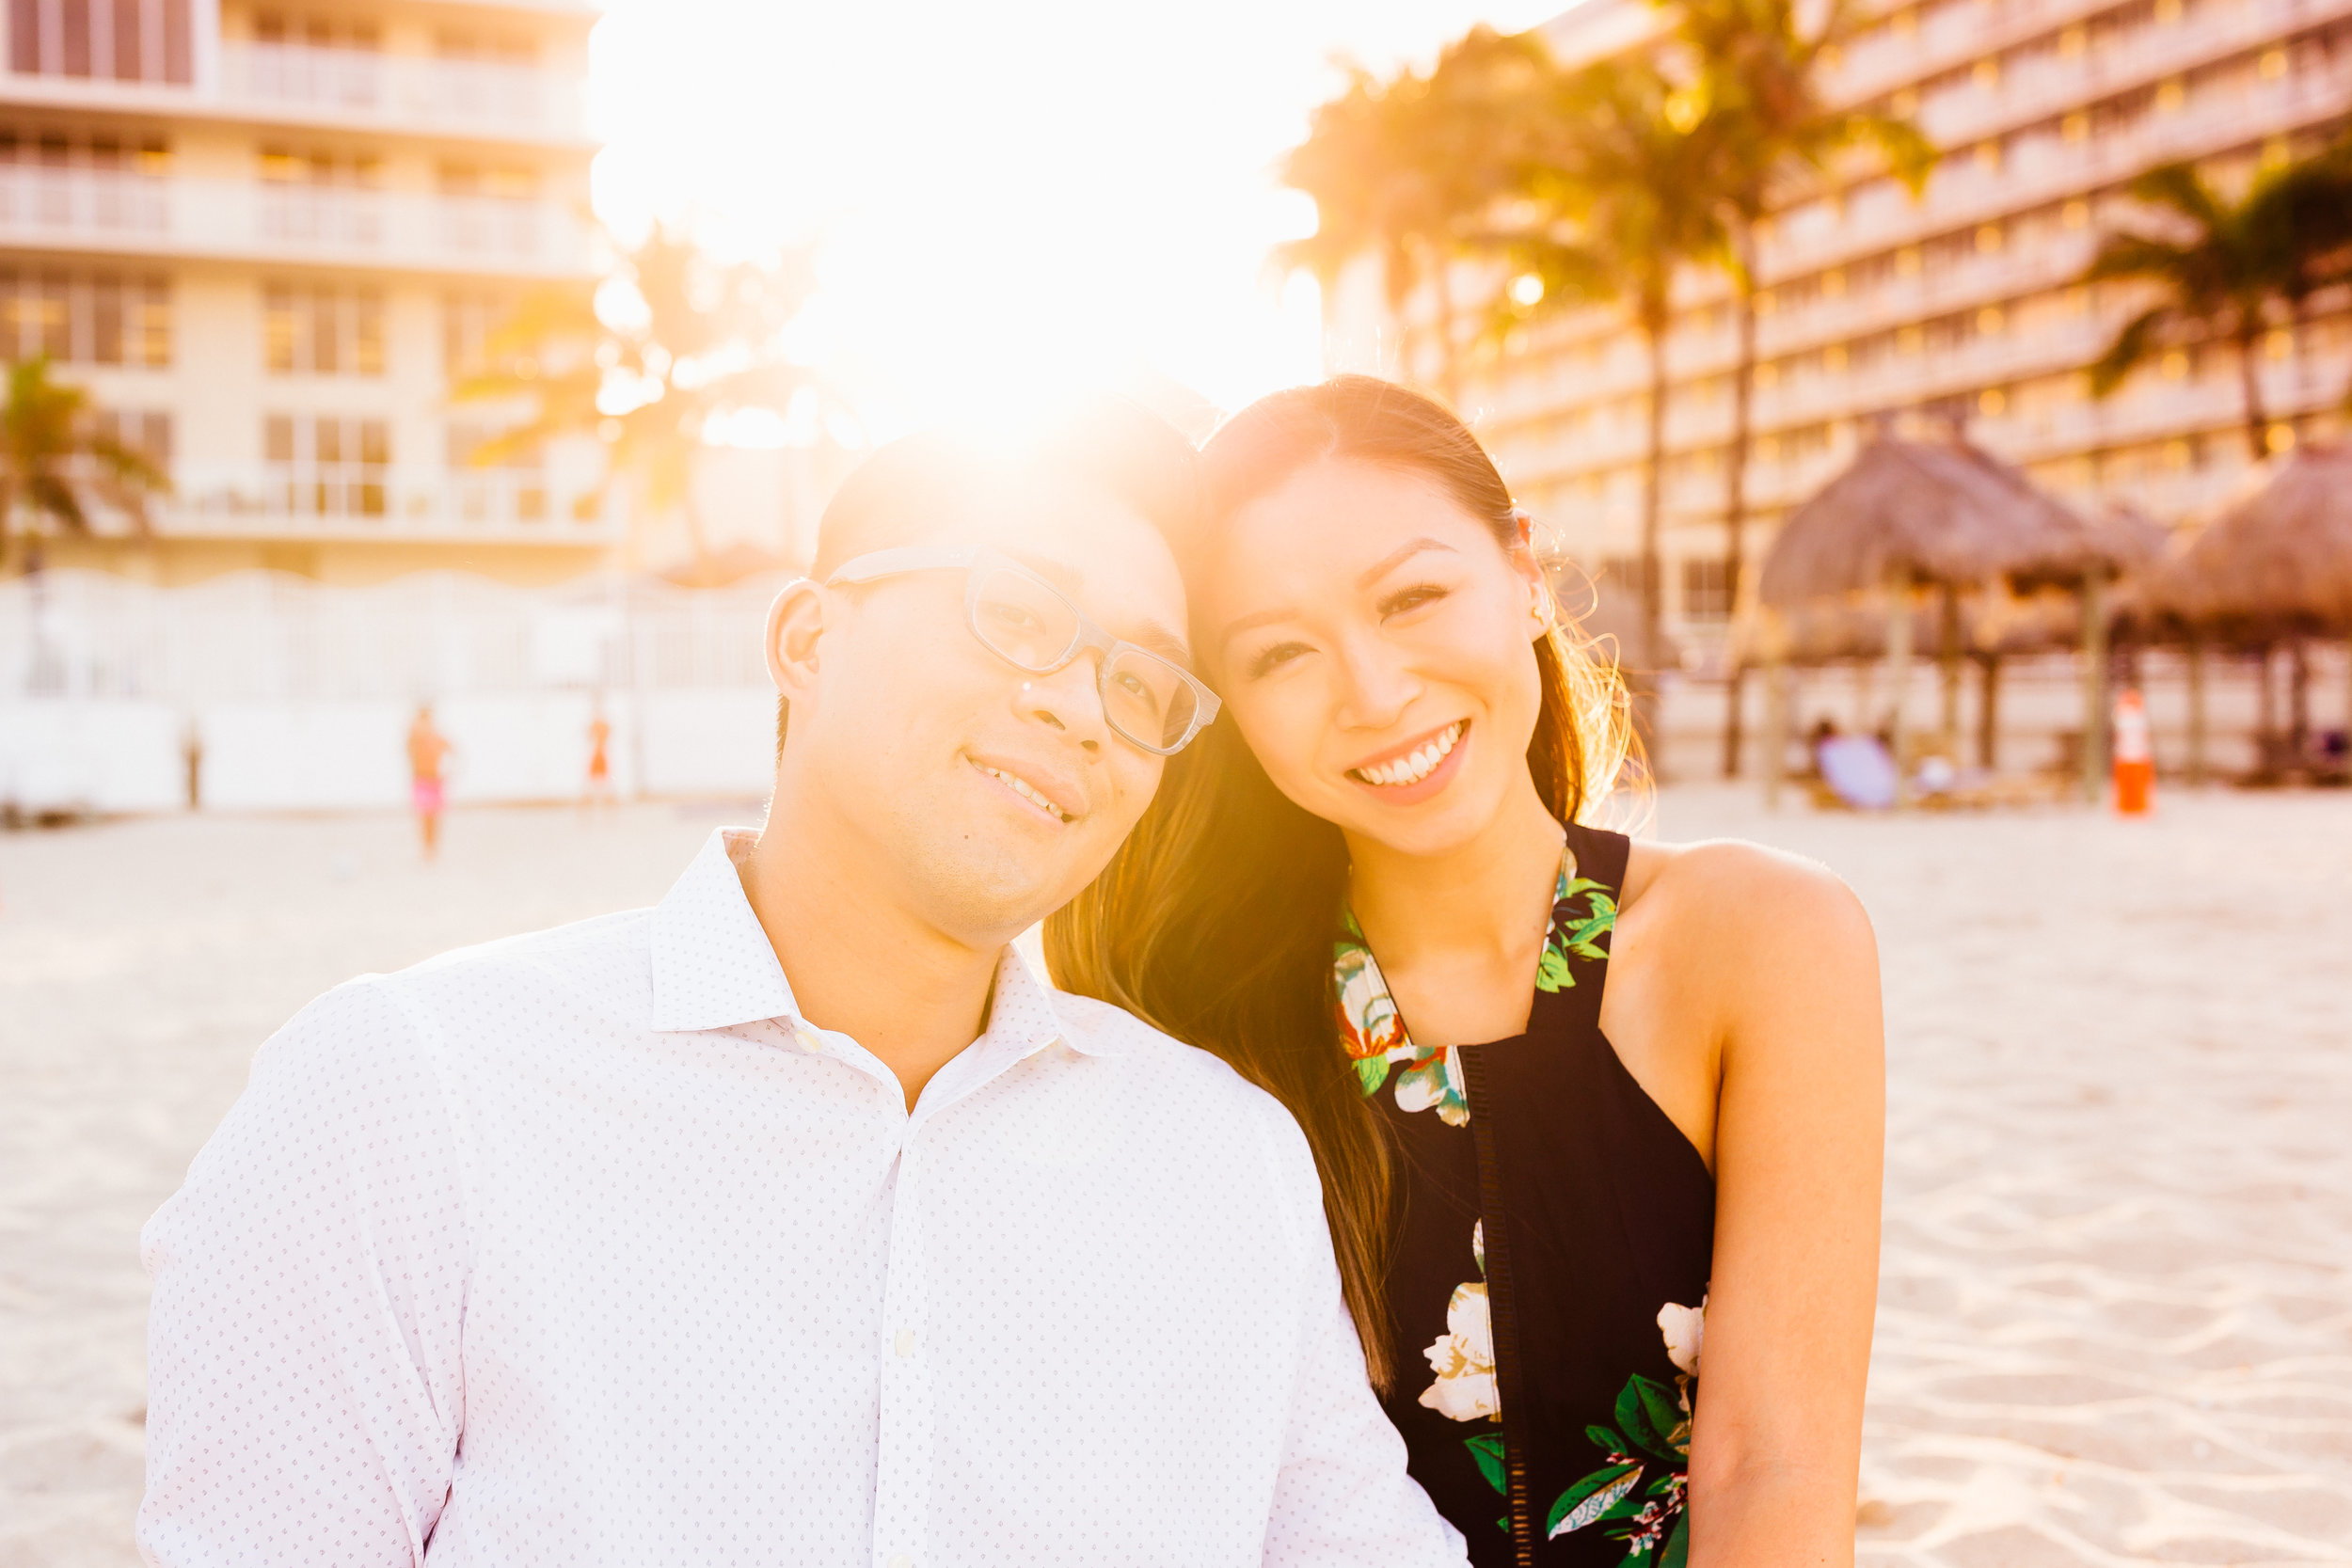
1017;656;1107;752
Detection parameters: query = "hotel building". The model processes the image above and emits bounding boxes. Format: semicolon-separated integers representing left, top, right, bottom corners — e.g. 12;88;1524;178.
1368;0;2352;663
1;0;608;584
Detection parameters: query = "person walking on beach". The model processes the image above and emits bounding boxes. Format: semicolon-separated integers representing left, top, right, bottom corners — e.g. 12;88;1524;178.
139;401;1467;1567
1057;378;1884;1565
406;704;452;859
583;705;614;810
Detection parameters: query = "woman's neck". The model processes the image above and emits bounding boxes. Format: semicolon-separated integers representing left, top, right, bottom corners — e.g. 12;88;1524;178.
1343;768;1567;974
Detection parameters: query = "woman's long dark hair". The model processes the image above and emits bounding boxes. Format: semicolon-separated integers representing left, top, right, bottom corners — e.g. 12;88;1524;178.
1046;376;1632;1388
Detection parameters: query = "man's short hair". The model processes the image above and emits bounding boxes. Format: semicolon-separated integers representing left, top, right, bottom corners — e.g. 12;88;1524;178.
776;396;1200;757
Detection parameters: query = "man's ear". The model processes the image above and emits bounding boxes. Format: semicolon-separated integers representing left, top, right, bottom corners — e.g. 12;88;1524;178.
766;578;831;708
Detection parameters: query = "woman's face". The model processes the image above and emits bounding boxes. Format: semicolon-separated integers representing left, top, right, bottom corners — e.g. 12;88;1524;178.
1195;455;1549;859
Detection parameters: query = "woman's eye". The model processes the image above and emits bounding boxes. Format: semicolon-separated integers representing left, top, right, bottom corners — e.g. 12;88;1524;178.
1378;584;1448;620
1247;641;1311;679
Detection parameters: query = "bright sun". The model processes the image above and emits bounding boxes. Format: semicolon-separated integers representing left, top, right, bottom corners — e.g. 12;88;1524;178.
586;0;1567;441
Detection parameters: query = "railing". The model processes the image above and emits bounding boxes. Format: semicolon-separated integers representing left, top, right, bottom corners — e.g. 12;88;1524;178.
168;465;620;541
0;166;592;274
1759;63;2352;278
215;43;586;139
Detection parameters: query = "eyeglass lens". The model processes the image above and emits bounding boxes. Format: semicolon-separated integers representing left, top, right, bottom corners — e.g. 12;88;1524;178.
971;566;1200;751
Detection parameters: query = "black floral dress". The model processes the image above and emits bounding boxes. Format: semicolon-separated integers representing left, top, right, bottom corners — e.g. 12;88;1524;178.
1335;822;1715;1567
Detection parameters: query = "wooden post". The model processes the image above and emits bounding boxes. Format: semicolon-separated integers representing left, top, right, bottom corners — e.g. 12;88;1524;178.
1764;655;1790;809
2080;571;2108;803
1937;583;1963;757
1887;573;1913;806
2185;634;2207;787
2255;642;2276;770
1976;650;2001;769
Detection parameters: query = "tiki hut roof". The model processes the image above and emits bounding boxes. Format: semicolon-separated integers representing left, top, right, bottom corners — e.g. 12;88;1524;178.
2137;444;2352;632
1760;435;2121;607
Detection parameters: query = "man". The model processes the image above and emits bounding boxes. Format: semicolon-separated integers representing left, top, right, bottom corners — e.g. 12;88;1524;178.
139;400;1465;1566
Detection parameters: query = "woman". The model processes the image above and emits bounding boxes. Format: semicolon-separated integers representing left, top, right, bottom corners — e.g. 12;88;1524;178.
1050;377;1883;1565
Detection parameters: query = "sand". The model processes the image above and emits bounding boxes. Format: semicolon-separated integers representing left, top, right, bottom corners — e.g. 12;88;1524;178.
1;787;2347;1565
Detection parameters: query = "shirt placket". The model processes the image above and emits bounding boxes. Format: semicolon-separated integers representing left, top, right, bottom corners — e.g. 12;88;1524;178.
872;1113;933;1568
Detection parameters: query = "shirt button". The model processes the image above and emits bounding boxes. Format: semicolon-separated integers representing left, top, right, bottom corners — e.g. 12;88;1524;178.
894;1328;914;1358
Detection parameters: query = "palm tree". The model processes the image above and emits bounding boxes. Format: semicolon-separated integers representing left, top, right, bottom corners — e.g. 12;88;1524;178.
1672;0;1935;776
2083;150;2352;462
455;224;820;568
1495;55;1733;712
1279;27;1549;404
1;356;170;573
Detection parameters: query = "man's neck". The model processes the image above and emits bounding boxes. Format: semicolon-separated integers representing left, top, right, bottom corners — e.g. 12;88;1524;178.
738;791;1006;1113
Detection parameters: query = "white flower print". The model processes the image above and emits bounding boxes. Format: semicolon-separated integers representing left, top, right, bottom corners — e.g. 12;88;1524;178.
1657;1295;1707;1378
1420;1220;1499;1422
1418;1278;1499;1422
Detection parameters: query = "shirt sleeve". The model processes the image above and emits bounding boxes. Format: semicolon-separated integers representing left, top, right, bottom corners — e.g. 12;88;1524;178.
137;976;469;1568
1254;1109;1470;1568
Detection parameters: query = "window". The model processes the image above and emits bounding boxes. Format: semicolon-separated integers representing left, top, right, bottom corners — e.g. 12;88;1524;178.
8;0;192;83
263;414;389;517
263;283;383;375
1599;555;1657;604
1680;558;1733;622
252;12;380;51
441;290;511;374
0;268;167;364
447;420;546;522
93;405;170;466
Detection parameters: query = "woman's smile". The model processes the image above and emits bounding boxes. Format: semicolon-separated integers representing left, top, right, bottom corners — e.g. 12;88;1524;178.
1344;720;1470;803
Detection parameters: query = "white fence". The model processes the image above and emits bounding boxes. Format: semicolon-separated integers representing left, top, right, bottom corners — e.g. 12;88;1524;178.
0;570;784;815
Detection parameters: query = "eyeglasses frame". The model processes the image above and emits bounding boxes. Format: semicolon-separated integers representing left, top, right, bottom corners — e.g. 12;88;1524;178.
821;544;1221;756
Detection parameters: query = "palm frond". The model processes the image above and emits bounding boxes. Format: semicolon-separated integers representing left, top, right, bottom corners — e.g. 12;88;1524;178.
2087;304;2175;397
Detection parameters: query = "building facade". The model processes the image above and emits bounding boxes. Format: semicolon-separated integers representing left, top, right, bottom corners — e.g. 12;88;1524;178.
1;0;609;584
1341;0;2352;665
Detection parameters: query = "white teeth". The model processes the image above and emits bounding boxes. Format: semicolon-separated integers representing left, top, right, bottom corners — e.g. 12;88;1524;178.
975;761;1072;821
1352;723;1463;788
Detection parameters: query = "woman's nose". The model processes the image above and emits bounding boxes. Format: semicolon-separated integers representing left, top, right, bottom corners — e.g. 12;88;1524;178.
1331;636;1417;731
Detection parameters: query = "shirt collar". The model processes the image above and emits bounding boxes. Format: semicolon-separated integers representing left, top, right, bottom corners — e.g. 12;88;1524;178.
647;827;1117;1057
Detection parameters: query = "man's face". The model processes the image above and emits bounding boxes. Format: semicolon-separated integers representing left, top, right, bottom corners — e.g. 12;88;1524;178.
782;475;1190;947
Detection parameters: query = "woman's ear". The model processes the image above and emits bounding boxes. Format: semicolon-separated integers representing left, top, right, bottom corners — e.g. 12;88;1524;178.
766;579;830;707
1508;508;1553;636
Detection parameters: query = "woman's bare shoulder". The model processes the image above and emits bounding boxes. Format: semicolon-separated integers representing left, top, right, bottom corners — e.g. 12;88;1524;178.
1620;835;1876;970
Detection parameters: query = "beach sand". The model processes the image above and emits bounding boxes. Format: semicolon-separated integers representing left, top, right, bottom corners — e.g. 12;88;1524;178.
2;788;2347;1565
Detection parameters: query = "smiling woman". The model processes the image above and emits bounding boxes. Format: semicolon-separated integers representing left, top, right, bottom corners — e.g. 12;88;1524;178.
1051;376;1885;1568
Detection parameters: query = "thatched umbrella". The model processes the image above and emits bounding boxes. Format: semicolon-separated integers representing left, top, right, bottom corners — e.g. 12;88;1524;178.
2137;444;2352;775
1756;434;2131;802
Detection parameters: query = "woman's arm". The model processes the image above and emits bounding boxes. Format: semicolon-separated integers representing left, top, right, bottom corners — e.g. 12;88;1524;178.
1677;846;1883;1567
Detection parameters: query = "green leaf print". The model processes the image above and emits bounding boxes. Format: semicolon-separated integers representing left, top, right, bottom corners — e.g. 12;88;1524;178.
1545;1463;1643;1538
1536;946;1574;990
1465;1433;1507;1494
1353;1056;1391;1096
1634;1375;1690;1459
1661;1513;1692;1568
1585;1422;1626;1452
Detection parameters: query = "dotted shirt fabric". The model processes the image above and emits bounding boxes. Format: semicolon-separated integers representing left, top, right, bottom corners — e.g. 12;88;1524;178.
137;828;1468;1568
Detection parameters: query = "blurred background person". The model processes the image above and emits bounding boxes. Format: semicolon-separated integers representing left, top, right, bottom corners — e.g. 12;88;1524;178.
407;705;453;862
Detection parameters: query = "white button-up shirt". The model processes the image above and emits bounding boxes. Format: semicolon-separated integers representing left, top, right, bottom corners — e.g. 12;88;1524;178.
140;829;1464;1567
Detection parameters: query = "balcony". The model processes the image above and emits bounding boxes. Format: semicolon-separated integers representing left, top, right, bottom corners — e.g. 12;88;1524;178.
0;47;587;146
1757;62;2352;278
216;43;588;143
0;166;594;276
163;463;623;545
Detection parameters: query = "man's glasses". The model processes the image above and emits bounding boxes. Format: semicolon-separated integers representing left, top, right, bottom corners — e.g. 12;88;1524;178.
823;546;1221;755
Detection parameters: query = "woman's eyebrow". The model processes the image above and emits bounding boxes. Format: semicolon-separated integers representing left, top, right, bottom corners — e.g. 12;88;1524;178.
1216;605;1297;653
1357;537;1459;590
